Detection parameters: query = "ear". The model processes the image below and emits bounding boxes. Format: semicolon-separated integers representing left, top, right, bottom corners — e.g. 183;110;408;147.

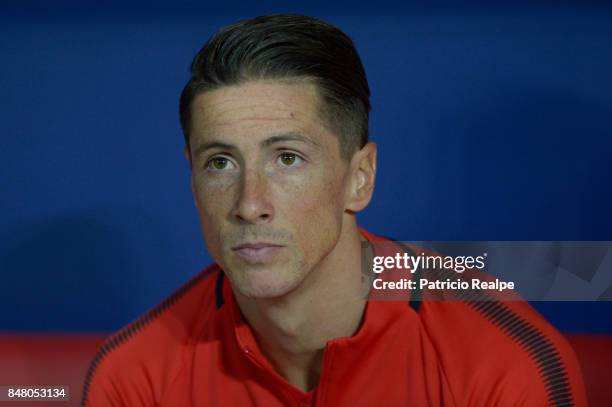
346;142;377;213
184;146;197;203
183;145;192;165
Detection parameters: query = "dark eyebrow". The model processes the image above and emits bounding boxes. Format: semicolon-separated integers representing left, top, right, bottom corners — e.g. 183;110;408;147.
191;133;320;158
260;133;320;148
192;141;236;158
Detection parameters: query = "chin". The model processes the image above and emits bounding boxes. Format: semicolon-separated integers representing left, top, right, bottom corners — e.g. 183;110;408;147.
228;265;303;300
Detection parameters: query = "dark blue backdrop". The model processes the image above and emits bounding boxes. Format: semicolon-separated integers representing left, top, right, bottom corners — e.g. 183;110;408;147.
2;1;611;333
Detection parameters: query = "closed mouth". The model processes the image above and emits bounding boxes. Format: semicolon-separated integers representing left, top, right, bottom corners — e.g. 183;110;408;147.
231;242;284;251
231;242;285;262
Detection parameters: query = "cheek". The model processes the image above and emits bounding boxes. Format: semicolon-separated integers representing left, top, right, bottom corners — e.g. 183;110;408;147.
280;171;346;246
296;180;342;219
194;173;236;214
193;181;234;248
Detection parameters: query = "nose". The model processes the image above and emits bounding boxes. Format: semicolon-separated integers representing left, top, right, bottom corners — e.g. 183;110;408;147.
232;169;274;224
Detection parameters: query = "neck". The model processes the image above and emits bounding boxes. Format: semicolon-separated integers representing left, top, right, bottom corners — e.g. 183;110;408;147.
233;218;368;391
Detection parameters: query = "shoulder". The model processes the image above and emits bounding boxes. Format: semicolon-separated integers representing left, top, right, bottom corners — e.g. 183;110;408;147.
365;236;587;406
81;264;222;407
419;298;587;406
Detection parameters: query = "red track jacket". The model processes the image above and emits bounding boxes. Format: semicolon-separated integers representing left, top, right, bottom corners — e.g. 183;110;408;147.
82;229;587;406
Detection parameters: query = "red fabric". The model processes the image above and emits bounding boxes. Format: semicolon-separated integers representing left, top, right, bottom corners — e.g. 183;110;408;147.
0;334;105;407
1;234;604;406
565;334;612;407
0;334;609;406
74;231;587;406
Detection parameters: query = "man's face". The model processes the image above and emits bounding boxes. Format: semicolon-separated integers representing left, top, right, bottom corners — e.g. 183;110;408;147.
188;80;353;299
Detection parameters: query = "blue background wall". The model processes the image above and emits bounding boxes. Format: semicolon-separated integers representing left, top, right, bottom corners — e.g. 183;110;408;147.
2;1;611;333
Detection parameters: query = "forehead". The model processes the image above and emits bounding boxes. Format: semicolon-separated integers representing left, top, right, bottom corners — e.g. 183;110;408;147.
189;80;332;143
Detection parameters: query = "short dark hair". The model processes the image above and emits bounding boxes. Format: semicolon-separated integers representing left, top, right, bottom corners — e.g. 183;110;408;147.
179;14;371;160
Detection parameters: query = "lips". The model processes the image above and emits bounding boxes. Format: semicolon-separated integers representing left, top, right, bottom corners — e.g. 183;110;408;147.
231;242;285;263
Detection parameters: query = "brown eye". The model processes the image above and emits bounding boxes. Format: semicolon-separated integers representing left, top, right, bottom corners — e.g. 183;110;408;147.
280;153;297;166
278;152;305;168
212;157;228;169
207;157;235;171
